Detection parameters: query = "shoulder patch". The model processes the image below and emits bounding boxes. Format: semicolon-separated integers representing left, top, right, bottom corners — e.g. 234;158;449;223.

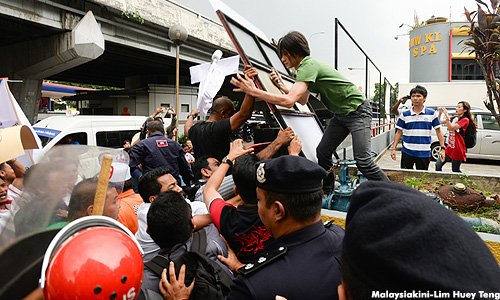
238;245;287;276
156;140;168;147
323;219;335;228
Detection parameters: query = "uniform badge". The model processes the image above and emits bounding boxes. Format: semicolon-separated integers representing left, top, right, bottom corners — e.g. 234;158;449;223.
156;140;168;147
256;163;266;183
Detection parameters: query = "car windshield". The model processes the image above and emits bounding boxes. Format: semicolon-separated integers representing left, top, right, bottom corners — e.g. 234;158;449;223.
33;127;61;147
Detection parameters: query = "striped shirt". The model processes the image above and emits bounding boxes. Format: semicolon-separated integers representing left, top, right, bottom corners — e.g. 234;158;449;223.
396;107;440;158
195;175;235;203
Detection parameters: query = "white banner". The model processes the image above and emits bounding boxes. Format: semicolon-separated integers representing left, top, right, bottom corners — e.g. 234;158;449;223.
0;80;42;166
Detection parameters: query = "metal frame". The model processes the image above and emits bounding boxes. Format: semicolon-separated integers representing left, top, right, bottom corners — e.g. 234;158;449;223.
215;10;328;159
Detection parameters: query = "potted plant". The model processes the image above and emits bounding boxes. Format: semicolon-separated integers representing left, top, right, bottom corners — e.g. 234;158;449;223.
464;0;500;126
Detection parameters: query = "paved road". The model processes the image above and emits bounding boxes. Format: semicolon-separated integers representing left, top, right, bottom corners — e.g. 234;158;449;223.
376;145;500;177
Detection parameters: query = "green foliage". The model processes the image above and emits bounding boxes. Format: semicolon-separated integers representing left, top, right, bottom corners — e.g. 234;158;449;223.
463;1;500;127
457;173;478;189
461;203;500;220
472;225;498;234
177;134;188;144
122;10;144;24
373;82;399;118
373;82;386;118
430;175;493;196
389;82;399;114
404;174;429;191
46;80;122;91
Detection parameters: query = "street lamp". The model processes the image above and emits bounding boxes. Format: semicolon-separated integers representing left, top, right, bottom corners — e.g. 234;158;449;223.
308;31;325;40
168;24;188;118
394;34;409;40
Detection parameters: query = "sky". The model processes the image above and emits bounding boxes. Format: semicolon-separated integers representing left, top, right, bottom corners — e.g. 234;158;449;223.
174;0;474;86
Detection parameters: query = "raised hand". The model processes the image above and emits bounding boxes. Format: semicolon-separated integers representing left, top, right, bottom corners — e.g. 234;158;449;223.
159;262;194;300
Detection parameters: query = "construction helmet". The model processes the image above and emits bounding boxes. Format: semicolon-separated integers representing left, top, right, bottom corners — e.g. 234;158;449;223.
40;216;144;300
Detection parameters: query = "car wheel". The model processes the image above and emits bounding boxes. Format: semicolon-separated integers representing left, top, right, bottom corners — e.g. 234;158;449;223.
430;143;444;161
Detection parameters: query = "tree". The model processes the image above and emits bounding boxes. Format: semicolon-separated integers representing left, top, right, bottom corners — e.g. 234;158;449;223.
373;82;386;118
464;0;500;126
373;82;399;118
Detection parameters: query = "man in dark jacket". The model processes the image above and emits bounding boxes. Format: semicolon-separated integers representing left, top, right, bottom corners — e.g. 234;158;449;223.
227;155;344;300
129;120;193;185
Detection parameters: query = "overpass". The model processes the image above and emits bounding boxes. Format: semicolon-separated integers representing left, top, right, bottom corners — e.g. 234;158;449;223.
0;0;237;122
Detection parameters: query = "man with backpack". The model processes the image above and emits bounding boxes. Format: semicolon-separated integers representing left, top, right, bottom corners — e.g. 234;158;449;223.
435;101;476;173
141;190;233;298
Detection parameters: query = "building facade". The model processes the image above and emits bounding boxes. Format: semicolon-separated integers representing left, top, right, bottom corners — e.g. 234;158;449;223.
402;18;487;108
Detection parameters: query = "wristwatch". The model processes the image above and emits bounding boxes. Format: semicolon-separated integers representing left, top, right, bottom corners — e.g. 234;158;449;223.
221;156;234;168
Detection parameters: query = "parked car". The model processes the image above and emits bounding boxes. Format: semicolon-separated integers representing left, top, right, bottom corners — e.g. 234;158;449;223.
430;109;500;161
33;115;148;153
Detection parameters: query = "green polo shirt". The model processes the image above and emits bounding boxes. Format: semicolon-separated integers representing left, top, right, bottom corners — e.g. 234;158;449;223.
295;56;365;116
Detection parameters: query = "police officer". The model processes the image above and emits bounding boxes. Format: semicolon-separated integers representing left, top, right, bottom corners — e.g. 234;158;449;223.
129;120;193;185
226;155;344;300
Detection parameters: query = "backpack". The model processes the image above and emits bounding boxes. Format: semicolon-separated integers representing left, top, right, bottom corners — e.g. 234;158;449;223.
459;118;477;149
144;230;232;300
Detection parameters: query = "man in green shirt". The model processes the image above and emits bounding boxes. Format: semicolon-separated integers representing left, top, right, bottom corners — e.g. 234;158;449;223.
231;31;388;184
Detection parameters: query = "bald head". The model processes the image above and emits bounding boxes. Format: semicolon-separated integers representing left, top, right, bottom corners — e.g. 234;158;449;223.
211;96;235;119
68;179;119;221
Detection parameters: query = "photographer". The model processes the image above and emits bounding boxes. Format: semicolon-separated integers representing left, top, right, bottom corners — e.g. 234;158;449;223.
391;95;412;115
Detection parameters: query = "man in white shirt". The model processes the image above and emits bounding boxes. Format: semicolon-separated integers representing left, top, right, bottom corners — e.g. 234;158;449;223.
135;167;207;261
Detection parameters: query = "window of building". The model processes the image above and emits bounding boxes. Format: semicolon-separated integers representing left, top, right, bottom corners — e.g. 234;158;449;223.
181;104;190;113
451;59;483;80
96;130;139;148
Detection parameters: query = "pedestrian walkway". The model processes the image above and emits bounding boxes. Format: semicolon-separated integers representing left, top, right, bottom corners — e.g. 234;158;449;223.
376;146;500;177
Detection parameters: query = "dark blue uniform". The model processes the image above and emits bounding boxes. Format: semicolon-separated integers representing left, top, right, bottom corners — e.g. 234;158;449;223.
129;132;193;184
228;221;344;300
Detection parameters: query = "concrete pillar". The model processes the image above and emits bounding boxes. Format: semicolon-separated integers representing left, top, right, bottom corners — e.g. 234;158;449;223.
2;11;105;123
9;79;43;124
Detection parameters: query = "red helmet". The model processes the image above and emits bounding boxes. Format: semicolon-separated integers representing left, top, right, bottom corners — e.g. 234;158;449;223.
40;216;144;300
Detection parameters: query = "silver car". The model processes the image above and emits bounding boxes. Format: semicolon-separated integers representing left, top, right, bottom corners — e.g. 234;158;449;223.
430;109;500;161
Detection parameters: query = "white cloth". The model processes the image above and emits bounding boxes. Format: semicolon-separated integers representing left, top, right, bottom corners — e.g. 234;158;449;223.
136;199;208;261
0;204;15;246
184;152;195;164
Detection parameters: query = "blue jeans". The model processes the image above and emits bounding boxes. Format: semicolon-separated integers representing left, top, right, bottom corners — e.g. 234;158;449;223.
317;100;389;181
131;168;142;193
435;155;462;173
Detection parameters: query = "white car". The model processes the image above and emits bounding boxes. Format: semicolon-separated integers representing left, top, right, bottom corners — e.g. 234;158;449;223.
430;109;500;161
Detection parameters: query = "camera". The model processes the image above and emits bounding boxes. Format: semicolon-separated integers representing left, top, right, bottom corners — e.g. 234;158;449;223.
403;95;411;100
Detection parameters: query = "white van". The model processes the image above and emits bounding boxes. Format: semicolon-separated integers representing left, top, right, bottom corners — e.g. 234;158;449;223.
33;115;148;153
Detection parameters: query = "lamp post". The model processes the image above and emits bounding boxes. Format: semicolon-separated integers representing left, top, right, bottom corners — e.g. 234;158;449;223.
308;31;325;40
168;24;188;118
308;31;325;59
394;34;409;40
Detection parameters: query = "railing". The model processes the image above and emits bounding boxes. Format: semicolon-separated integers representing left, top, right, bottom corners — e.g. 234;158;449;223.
371;122;396;137
334;18;398;136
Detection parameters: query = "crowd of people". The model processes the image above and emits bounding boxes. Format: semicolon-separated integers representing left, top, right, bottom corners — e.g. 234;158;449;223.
0;30;498;300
